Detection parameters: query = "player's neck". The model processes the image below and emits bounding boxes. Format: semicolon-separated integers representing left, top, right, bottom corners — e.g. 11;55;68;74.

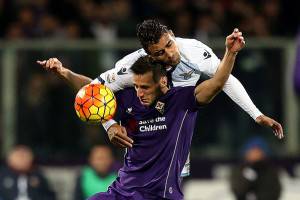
161;85;169;94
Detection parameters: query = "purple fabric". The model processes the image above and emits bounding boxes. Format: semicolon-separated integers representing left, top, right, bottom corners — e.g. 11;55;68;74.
87;187;173;200
95;86;197;200
294;29;300;95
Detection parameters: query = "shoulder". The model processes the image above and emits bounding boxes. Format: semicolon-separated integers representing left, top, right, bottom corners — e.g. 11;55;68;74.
115;49;147;69
176;37;216;62
169;86;195;98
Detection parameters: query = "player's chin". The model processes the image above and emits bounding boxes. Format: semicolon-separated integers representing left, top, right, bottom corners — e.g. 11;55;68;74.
140;100;150;106
169;58;180;66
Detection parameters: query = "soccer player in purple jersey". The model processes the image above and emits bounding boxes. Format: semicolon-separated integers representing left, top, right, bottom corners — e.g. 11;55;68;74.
37;20;283;177
88;52;240;200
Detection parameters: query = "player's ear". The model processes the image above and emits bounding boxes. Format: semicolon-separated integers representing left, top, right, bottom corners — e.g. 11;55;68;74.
160;76;168;88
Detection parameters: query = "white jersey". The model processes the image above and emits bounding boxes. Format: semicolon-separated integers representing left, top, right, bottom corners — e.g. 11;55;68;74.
94;37;263;177
93;37;262;121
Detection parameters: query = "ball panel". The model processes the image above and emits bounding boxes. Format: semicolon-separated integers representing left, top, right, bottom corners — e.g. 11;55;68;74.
104;94;113;102
93;98;104;107
83;98;93;108
89;105;99;115
85;85;93;96
82;107;91;118
93;93;105;102
100;88;108;97
88;114;101;121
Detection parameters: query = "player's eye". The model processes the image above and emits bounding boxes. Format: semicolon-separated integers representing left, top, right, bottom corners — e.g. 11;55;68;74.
166;41;172;48
154;50;164;57
141;85;149;89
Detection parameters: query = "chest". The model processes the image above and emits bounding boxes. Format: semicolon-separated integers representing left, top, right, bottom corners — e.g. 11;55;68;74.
171;62;201;86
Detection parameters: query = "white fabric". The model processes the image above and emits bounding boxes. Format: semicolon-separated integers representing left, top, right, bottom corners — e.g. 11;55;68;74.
96;37;262;128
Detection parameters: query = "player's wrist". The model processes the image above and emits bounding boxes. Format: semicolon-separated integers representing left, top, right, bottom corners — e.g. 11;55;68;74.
59;66;69;78
226;48;238;56
102;119;118;132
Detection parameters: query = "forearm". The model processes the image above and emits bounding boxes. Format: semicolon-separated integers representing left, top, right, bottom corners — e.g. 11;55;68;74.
60;68;93;91
195;50;237;104
213;50;237;86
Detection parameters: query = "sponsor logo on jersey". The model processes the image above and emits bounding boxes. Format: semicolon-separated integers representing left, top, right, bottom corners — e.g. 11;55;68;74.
117;67;128;75
126;107;133;114
106;73;116;83
155;101;165;114
203;49;211;60
179;69;195;80
138;117;167;132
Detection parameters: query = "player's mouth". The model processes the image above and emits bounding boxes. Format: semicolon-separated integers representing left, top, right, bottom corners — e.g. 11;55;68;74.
140;98;149;106
168;56;180;66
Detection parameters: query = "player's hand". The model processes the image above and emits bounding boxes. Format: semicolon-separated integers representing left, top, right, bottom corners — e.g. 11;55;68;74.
107;124;134;148
255;115;284;139
225;28;245;53
37;58;65;75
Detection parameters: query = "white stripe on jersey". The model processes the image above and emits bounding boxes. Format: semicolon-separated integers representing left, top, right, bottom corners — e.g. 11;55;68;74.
163;109;189;198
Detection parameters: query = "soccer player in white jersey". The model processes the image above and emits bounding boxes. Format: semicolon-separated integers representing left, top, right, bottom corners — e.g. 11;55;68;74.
37;19;283;176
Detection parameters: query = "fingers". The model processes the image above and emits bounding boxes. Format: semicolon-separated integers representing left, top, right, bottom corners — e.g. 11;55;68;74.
120;126;134;141
37;58;61;70
226;28;245;52
233;28;241;39
272;122;284;139
36;60;46;65
112;135;133;148
228;28;242;40
108;126;134;148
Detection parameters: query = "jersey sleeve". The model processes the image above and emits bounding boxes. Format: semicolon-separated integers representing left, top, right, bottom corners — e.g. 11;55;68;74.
179;38;221;77
176;86;200;111
91;49;147;92
223;75;262;120
178;38;262;120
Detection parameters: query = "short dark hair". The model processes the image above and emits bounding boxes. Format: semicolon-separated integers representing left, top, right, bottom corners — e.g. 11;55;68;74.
136;19;169;53
131;56;167;82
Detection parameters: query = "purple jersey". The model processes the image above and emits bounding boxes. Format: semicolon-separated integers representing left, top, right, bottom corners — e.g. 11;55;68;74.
91;86;199;200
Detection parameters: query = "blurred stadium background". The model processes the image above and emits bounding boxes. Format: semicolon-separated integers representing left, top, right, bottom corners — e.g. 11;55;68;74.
0;0;299;199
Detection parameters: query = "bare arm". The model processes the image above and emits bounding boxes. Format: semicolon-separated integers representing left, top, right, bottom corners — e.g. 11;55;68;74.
37;58;92;91
195;28;244;105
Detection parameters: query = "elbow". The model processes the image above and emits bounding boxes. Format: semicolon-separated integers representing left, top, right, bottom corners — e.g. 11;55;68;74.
214;80;225;92
198;100;211;106
195;93;213;105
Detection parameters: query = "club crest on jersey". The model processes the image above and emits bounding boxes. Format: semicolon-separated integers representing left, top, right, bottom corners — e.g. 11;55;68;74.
155;101;165;114
106;73;116;83
179;69;195;80
117;67;128;75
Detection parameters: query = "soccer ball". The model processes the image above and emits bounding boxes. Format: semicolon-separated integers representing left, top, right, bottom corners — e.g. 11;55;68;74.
74;83;117;123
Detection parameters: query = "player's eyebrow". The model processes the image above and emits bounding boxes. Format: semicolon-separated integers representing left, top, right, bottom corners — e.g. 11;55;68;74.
166;40;172;47
153;39;172;55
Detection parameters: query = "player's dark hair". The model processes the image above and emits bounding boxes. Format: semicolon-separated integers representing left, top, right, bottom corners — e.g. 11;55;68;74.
131;56;167;83
136;19;169;53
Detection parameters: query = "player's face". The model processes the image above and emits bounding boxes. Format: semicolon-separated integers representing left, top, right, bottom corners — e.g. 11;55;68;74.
147;32;180;67
133;71;163;106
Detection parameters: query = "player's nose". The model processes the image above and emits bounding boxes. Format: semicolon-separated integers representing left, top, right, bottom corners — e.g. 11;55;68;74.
165;50;173;59
137;89;144;97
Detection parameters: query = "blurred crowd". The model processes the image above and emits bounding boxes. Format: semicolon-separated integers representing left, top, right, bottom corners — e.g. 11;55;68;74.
0;0;298;42
0;144;119;200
